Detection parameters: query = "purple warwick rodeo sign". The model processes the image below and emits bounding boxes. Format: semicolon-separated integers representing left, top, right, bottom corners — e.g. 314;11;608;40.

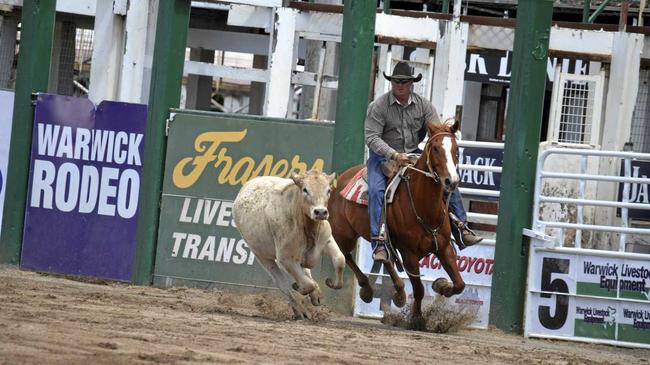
21;94;147;281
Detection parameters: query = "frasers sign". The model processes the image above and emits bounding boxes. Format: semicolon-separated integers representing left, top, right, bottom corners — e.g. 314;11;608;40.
21;94;147;281
465;51;589;87
153;112;334;289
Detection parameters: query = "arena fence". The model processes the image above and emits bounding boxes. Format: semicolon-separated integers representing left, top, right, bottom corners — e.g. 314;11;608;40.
525;148;650;348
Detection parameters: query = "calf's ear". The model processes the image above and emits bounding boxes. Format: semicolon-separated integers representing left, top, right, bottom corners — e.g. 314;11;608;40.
327;172;337;189
291;172;304;187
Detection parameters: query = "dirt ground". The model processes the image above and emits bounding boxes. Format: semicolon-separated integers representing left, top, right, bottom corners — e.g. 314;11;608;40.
1;266;649;365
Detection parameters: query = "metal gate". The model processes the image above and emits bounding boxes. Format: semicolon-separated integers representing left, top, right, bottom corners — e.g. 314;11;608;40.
524;148;650;348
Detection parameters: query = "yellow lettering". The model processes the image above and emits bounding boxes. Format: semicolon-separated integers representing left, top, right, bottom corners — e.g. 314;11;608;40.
216;148;234;185
291;155;308;174
270;159;289;177
172;128;328;188
251;155;274;177
172;130;246;188
228;156;256;185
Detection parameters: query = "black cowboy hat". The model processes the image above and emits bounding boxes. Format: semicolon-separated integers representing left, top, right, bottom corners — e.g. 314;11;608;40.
383;61;422;83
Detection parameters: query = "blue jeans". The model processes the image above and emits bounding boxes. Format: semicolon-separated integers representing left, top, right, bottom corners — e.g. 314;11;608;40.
367;150;387;251
445;189;467;222
367;150;467;251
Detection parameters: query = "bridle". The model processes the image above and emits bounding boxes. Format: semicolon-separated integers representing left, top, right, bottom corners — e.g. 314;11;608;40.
402;131;458;253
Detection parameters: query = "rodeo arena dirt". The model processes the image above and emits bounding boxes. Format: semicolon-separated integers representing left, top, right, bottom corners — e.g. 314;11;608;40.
0;266;648;365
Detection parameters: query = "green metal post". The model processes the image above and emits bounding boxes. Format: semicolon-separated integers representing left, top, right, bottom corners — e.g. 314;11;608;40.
442;0;450;14
488;0;553;333
587;0;612;23
131;0;190;285
0;0;55;264
383;0;391;14
332;0;376;173
582;0;590;22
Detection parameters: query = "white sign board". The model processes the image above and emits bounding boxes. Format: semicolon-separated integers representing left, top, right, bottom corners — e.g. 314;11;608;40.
526;246;650;348
354;238;495;328
0;90;14;236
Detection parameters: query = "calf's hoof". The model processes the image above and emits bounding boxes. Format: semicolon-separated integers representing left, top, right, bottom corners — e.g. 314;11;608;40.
292;282;316;295
309;288;322;306
325;277;343;290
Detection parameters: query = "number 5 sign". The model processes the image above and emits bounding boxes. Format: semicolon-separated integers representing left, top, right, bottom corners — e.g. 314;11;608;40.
526;246;650;347
527;251;577;337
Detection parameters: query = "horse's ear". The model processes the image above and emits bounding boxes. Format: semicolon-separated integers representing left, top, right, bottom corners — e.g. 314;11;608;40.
451;119;460;133
327;172;337;189
291;172;305;187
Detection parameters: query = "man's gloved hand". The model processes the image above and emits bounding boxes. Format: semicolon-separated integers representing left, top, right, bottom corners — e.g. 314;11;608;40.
392;152;411;167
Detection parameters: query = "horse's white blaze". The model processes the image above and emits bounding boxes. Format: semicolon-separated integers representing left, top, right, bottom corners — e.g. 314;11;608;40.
442;136;459;183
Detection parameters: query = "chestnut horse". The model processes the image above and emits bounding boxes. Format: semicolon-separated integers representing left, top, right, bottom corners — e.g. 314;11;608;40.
328;121;466;325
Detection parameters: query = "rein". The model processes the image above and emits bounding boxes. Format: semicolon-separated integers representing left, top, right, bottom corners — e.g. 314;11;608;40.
403;131;457;254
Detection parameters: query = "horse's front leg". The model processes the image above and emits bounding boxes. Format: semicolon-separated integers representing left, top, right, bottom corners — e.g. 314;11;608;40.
434;240;466;297
383;257;407;308
402;252;426;330
343;253;374;303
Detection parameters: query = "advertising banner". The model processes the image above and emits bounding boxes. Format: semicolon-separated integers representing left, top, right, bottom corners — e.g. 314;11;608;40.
0;90;14;237
464;51;589;88
617;159;650;221
153;111;334;289
527;247;650;347
354;239;495;328
21;94;147;281
459;145;503;197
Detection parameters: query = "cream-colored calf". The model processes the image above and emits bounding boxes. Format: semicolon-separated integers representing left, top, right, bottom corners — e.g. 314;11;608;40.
233;170;345;319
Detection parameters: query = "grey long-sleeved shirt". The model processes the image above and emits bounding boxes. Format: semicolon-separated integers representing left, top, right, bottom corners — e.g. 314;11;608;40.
364;91;440;159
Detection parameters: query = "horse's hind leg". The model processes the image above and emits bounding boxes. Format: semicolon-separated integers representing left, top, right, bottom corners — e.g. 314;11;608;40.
256;256;310;319
434;242;466;298
344;253;374;303
402;253;426;330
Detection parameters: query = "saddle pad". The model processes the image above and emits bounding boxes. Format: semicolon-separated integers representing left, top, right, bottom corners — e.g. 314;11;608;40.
340;167;369;205
340;166;405;206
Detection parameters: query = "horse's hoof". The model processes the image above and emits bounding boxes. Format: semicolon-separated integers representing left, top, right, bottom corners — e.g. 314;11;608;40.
409;315;427;331
359;284;374;303
432;278;449;295
392;290;407;308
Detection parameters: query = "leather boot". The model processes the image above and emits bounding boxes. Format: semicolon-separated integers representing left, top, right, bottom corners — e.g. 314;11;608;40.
371;236;389;263
450;219;483;250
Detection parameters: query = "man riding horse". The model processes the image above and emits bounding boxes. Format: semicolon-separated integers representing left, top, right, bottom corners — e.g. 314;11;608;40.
365;61;483;263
